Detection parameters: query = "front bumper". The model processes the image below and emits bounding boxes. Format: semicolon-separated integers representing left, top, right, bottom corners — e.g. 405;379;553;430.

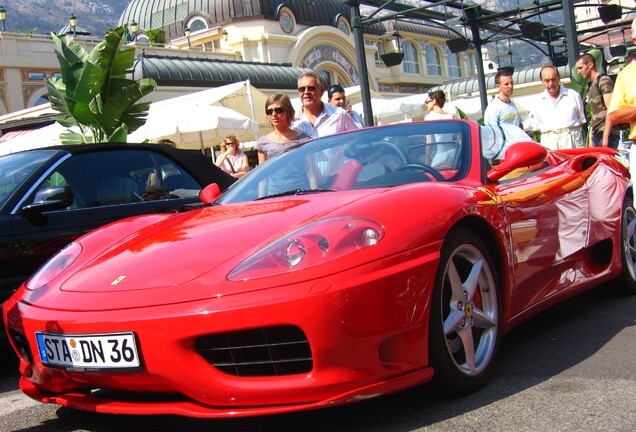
4;247;439;417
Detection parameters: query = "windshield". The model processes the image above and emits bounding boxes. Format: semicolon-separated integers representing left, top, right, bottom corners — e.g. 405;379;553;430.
0;150;57;210
218;121;471;205
480;123;533;162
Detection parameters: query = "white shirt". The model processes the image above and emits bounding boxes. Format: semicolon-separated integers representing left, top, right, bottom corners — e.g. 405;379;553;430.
531;86;586;133
292;103;359;138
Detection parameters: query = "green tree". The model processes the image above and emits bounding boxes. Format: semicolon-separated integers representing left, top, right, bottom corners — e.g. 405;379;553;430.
145;28;166;45
46;26;157;144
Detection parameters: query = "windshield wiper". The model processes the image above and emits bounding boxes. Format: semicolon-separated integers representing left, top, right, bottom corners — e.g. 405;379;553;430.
256;188;335;200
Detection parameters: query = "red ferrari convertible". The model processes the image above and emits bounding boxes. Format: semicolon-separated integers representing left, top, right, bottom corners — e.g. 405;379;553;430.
4;119;635;418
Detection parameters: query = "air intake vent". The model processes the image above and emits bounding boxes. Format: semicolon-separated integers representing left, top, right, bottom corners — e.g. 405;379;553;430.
9;330;33;364
195;326;312;377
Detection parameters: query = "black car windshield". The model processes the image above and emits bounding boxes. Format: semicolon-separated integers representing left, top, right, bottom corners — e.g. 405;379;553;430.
217;121;470;205
0;150;57;210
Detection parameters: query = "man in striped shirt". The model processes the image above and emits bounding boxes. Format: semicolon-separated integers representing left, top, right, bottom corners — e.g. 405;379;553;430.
292;71;359;138
293;71;359;181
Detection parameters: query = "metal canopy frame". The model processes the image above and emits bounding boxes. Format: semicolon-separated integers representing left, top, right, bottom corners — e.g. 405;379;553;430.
342;0;633;126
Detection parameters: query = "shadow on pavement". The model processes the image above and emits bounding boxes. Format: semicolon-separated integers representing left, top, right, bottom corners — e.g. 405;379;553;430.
6;286;636;432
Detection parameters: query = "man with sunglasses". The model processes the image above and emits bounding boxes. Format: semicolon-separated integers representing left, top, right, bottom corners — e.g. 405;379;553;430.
292;71;359;139
293;71;359;182
327;84;364;128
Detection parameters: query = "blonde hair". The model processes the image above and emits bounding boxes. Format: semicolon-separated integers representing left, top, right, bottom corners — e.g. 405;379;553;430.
224;134;239;146
221;134;239;152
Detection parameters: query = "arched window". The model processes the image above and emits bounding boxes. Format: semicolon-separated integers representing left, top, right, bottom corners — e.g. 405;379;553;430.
336;16;351;35
466;52;476;75
426;45;441;76
374;41;385;66
318;70;331;87
448;51;462;78
189;18;207;33
402;41;420;74
27;87;50;108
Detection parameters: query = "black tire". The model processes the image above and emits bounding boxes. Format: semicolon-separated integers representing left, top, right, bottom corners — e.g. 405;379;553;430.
616;195;636;295
429;228;501;395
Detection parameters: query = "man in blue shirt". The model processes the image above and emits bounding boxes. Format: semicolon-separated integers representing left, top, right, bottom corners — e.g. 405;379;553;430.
327;84;365;128
484;69;523;129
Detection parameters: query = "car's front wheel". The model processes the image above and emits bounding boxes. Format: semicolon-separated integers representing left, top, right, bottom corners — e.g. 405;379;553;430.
429;228;501;395
617;195;636;295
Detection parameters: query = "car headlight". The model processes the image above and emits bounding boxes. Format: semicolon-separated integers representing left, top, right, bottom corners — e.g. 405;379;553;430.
228;217;384;281
25;242;82;290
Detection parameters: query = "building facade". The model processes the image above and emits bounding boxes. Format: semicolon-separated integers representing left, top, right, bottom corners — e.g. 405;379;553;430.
1;0;632;125
0;0;478;118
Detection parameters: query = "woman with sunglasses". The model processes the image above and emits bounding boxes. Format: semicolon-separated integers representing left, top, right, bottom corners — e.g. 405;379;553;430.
424;90;456;167
215;134;249;179
255;93;310;164
254;94;311;195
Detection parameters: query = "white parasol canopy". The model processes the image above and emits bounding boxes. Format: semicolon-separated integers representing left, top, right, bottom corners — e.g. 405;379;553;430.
0;123;67;156
351;94;427;125
128;105;259;152
291;85;385;114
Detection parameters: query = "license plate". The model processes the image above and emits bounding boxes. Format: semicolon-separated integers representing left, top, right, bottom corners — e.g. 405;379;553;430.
36;332;141;371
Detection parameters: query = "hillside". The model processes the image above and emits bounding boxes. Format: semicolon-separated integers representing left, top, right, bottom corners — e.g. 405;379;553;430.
1;0;128;37
1;0;549;66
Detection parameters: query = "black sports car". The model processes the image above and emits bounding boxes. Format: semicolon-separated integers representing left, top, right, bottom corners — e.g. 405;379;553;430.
0;143;234;324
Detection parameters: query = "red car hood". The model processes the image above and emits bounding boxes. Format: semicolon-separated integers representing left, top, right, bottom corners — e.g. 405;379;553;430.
59;190;378;297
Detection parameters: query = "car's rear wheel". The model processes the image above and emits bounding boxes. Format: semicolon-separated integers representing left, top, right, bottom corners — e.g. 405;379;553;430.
617;195;636;295
429;228;501;395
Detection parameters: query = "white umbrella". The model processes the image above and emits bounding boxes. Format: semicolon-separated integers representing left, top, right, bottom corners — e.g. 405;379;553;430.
128;105;259;152
351;96;425;125
444;97;484;122
0;123;67;156
291;85;385;114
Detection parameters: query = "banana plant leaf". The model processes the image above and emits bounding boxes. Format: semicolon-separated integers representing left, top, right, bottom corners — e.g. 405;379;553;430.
45;25;156;144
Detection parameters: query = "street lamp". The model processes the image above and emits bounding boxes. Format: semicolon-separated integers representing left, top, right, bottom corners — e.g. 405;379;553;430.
68;13;77;37
130;20;137;41
222;29;228;42
184;26;191;47
0;6;6;32
380;31;404;67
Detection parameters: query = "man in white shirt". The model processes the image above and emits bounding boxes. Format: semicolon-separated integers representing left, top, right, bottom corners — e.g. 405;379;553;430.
484;69;523;129
292;71;359;138
293;71;359;181
531;65;586;149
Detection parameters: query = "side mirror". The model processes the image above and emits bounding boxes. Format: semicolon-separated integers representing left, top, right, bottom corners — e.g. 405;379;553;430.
199;183;221;204
20;186;74;215
487;141;547;182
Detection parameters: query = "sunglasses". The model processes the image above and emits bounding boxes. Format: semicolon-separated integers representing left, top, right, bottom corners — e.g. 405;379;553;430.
425;99;434;104
329;85;344;94
266;107;285;116
297;86;317;93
